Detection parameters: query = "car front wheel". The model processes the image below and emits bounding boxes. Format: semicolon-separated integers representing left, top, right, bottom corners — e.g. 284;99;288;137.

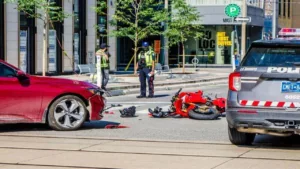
48;95;87;131
228;125;256;145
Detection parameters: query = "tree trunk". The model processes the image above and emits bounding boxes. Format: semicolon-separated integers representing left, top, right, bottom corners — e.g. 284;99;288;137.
42;16;49;76
134;47;137;75
182;42;185;73
134;32;138;74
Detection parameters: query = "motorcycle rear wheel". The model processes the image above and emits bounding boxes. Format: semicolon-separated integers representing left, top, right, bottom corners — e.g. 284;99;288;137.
188;108;220;120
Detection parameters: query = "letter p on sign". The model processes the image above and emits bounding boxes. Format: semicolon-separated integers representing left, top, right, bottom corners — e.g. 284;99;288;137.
230;7;236;13
225;4;240;18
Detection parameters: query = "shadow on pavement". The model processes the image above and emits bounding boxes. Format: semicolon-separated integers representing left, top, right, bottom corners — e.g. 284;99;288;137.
0;120;123;132
153;94;170;98
0;123;50;132
233;135;300;149
254;134;300;148
82;121;121;129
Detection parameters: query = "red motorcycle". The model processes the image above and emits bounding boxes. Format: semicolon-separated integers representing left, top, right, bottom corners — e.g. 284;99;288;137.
149;88;226;120
170;88;226;120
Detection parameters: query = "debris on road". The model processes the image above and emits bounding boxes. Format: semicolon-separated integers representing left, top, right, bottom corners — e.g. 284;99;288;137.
105;124;129;129
148;107;174;118
119;106;137;118
104;111;115;114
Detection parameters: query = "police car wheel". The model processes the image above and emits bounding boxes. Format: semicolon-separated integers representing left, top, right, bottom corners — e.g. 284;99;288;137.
228;125;255;145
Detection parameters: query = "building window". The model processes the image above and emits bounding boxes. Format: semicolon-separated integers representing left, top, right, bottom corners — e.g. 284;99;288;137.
74;0;80;70
288;0;291;18
73;0;86;69
97;0;108;48
48;0;63;74
283;0;286;17
279;0;281;16
0;0;4;60
19;10;36;74
168;26;235;65
20;12;28;72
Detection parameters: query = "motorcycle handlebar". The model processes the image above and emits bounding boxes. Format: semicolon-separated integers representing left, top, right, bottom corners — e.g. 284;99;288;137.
175;88;182;96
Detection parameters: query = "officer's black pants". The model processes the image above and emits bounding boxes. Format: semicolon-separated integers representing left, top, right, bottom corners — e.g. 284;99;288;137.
101;68;109;89
139;67;154;96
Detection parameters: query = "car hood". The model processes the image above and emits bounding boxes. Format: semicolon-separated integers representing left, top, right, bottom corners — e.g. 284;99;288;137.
29;75;98;88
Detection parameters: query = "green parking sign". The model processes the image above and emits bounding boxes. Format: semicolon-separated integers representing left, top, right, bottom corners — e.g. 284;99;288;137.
225;4;241;18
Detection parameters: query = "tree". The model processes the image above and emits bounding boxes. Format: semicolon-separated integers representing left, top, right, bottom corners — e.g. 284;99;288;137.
96;0;168;74
165;0;203;73
5;0;69;76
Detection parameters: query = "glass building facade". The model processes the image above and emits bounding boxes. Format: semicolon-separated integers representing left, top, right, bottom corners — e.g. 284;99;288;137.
169;26;236;66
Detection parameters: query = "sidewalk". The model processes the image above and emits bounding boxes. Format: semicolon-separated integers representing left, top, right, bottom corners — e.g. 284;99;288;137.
54;68;232;96
0;135;298;169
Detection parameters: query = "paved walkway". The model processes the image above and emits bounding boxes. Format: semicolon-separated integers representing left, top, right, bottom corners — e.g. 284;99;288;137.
53;68;232;96
0;135;299;169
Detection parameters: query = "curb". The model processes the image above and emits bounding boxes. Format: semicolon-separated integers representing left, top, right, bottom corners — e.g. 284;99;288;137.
108;77;228;97
107;76;228;91
0;134;231;145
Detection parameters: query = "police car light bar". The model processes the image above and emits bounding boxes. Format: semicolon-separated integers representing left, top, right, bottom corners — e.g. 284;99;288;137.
279;28;300;36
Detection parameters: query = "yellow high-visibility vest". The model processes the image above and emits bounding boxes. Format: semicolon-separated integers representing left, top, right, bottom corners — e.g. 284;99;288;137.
139;49;154;67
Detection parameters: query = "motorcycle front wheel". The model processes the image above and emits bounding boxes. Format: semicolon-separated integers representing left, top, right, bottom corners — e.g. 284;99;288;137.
188;108;220;120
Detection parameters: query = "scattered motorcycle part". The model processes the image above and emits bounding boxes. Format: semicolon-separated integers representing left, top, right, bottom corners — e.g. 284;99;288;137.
149;107;172;118
119;106;136;117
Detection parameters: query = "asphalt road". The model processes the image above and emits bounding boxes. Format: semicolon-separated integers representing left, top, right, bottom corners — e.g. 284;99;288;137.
2;84;300;146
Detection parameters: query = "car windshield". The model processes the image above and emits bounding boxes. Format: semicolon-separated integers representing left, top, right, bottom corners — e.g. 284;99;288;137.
241;46;300;67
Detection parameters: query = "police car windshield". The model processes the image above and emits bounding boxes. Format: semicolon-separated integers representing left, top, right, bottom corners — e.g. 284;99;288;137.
241;46;300;67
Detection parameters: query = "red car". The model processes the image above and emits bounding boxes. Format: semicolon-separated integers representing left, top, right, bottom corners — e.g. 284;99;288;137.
0;60;105;131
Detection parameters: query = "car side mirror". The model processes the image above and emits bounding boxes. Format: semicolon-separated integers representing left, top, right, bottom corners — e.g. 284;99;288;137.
16;70;27;79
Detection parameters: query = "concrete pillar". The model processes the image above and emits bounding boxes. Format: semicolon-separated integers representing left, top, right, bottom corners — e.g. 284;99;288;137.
36;9;44;73
63;0;73;72
107;0;117;72
86;0;96;65
5;3;19;67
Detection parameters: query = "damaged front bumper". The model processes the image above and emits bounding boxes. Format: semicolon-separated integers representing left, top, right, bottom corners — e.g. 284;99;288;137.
87;94;106;121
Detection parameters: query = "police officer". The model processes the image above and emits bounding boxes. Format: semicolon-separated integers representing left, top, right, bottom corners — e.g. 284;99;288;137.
96;43;110;90
136;42;155;98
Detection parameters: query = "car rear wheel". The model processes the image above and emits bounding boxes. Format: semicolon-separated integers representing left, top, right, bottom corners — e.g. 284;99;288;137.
48;95;87;131
228;125;256;145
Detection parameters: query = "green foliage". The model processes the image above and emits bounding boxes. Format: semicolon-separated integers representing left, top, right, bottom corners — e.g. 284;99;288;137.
96;0;168;47
4;0;70;22
94;1;107;16
165;0;203;46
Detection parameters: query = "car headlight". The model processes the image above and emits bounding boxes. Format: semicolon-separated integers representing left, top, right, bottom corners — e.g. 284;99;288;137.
87;88;102;95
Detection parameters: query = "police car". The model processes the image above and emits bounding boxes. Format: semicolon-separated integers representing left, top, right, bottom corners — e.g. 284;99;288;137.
227;28;300;145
